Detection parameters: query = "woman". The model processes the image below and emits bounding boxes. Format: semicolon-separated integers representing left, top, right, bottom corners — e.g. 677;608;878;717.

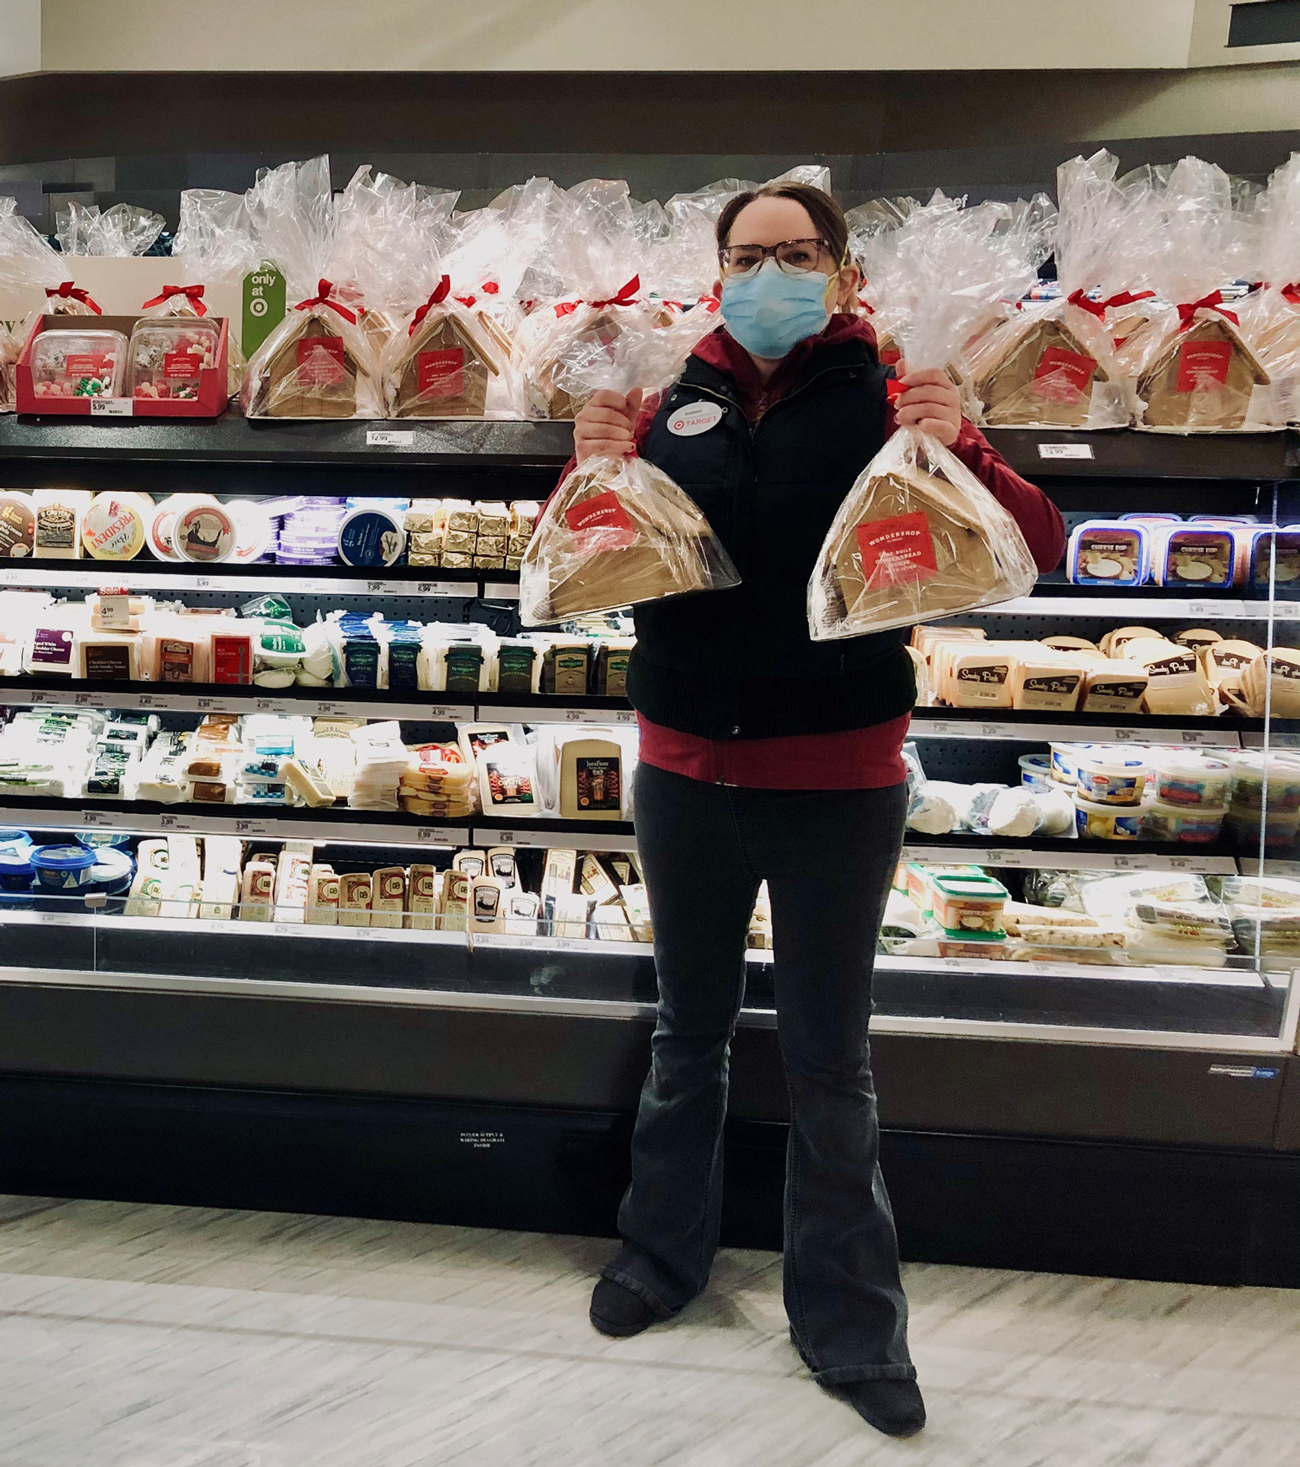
572;183;1064;1438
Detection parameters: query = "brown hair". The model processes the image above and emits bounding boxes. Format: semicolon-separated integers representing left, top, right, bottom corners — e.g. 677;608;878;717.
715;182;850;266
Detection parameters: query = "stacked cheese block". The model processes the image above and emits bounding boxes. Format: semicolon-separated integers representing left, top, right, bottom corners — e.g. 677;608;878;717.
0;707;157;799
912;624;1299;719
406;499;539;571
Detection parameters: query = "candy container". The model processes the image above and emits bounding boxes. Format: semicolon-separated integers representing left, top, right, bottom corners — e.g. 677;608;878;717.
127;318;221;401
27;328;128;400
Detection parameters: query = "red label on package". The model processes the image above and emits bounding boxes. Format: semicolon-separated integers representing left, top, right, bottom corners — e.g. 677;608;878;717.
879;345;902;366
417;348;466;399
856;512;937;587
1032;345;1095;402
296;335;346;387
1176;340;1232;392
163;350;200;380
65;353;110;378
565;491;636;552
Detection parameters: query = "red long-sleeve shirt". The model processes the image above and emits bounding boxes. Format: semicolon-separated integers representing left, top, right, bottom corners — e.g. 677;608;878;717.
554;316;1065;790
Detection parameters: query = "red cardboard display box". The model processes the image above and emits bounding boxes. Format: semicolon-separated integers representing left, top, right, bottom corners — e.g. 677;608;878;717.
16;314;231;419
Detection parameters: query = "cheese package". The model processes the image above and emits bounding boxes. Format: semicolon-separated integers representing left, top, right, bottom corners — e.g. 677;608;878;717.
281;758;337;808
1151;525;1237;589
943;642;1017;709
1239;648;1300;719
553;891;591;940
1125;638;1216;716
78;631;141;681
620;883;653;942
1080;660;1149;714
238;860;275;922
1009;654;1084;712
306;865;340;926
504;889;541;936
468;874;507;934
487;847;518;885
440;869;469;931
371;866;406;929
406;865;440;930
198;836;242;921
1205;639;1262;705
477;742;540;817
32;489;91;559
338;871;373;928
0;490;34;559
592;902;634;941
82;492;152;561
1042;634;1097;654
273;849;312;923
579;853;619;906
1103;626;1161;659
541;848;577;923
559;737;624;821
1067;521;1149;586
453;848;487;879
1174;627;1225;655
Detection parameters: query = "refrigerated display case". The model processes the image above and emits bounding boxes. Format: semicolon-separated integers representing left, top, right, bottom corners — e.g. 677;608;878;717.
0;415;1297;1284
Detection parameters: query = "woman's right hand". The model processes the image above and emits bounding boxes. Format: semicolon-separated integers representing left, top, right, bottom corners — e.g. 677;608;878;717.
574;388;643;463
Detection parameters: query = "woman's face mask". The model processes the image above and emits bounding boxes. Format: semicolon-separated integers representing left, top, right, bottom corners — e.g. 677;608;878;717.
720;258;838;360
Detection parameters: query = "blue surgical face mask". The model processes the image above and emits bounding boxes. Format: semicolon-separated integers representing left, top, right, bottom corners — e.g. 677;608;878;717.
720;259;836;359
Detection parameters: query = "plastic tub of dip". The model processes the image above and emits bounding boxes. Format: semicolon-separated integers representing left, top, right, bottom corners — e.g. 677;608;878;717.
1152;754;1232;808
1228;752;1300;813
1225;804;1300;848
29;843;97;891
1075;749;1148;806
1019;753;1052;789
85;846;136;912
0;847;35;902
74;829;132;849
1050;742;1089;786
1141;799;1227;844
1074;795;1142;840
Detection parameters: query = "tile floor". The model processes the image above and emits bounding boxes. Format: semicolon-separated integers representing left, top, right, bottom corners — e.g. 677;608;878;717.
0;1193;1296;1466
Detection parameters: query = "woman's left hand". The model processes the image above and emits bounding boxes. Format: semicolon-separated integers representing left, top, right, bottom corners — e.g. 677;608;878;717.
894;368;963;447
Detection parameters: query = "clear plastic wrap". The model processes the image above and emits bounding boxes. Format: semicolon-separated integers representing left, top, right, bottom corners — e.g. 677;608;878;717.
240;156;383;420
971;152;1144;429
809;194;1039;642
55;201;166;258
1129;157;1278;433
1237;152;1300;424
519;312;737;625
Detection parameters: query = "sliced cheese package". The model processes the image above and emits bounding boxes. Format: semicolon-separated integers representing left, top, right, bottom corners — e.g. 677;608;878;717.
809;427;1038;640
1125;638;1216;716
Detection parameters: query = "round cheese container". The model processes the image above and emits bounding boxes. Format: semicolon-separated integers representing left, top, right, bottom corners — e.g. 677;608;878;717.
1141;798;1227;844
1228;752;1300;813
148;494;217;560
1073;794;1142;841
1225;803;1300;847
1152;754;1232;808
230;499;272;563
74;829;132;849
82;492;151;560
173;501;236;564
338;506;406;567
0;490;35;558
1019;753;1052;789
1075;750;1147;805
1050;742;1089;786
29;843;97;890
86;845;136;907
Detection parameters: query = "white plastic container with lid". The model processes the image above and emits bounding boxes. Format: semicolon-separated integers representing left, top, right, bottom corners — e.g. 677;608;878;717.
1152;753;1232;808
1050;742;1090;786
82;492;153;561
338;506;406;567
1228;751;1300;812
1073;794;1142;841
148;494;217;561
172;501;237;564
1075;749;1149;806
0;491;35;558
230;499;272;563
1141;798;1227;844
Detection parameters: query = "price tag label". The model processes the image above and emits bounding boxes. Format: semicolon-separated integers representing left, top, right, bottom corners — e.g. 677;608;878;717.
195;697;214;711
1274;602;1300;621
1180;730;1211;745
73;692;93;706
79;810;110;826
234;819;269;836
28;690;50;705
366;429;415;448
414;581;463;598
158;813;194;831
90;397;133;417
612;709;636;726
194;577;212;590
316;702;342;717
366;580;385;594
136;694;155;709
1109;854;1139;869
428;705;463;721
1037;442;1093;460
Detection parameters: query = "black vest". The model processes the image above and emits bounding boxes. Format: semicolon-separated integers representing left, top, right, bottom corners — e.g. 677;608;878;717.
628;338;917;739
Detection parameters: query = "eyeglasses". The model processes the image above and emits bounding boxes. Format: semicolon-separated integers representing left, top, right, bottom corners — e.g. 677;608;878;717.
718;238;831;278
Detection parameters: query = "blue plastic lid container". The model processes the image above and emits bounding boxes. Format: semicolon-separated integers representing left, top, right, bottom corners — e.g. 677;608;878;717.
0;848;34;893
87;846;135;898
30;844;98;890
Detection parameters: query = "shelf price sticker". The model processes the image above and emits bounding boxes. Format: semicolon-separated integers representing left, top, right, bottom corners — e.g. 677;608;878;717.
79;809;113;826
428;704;465;722
1036;442;1093;460
89;397;133;418
158;813;195;832
366;429;415;448
233;818;270;836
414;581;465;598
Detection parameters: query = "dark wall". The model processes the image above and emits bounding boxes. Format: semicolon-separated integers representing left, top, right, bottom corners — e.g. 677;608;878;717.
1;70;1298;231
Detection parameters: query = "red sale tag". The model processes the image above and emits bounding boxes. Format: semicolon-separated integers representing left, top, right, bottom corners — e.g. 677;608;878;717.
1032;345;1095;402
1176;339;1232;392
417;348;466;399
856;512;937;587
565;491;636;552
296;336;346;387
163;350;201;380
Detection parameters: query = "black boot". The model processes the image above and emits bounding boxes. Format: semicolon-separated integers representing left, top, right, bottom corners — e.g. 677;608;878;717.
830;1378;926;1437
589;1277;659;1338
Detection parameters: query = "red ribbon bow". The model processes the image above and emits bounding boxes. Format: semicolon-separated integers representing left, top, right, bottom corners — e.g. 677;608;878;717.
408;277;452;335
699;294;721;314
481;280;500;296
1067;288;1155;320
454;294;477;309
553;300;581;318
293;278;358;326
589;275;641;310
1283;283;1300;307
45;281;102;314
1176;290;1238;329
142;283;207;315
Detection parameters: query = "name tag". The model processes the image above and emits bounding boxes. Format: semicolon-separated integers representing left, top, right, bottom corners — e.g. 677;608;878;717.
667;401;724;436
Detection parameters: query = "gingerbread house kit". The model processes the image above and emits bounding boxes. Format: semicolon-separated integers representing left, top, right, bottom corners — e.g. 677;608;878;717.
382;278;504;419
1136;310;1270;431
